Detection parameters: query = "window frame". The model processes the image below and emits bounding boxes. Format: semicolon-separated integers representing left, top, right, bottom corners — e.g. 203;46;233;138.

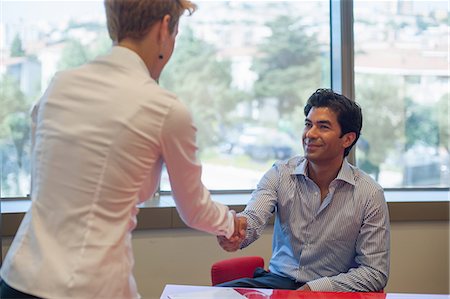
1;0;448;201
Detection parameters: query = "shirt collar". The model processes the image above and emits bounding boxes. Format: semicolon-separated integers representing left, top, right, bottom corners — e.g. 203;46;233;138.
336;159;356;186
108;46;153;78
292;157;356;186
293;158;308;176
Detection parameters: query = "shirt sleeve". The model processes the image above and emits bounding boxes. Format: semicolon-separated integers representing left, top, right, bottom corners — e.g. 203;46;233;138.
239;164;279;248
29;100;40;197
160;101;235;238
308;188;390;292
29;76;56;198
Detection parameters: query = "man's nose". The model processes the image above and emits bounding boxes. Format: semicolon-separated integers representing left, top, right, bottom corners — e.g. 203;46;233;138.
305;126;318;139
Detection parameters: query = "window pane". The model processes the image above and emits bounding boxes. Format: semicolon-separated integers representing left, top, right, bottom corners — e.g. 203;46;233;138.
1;1;107;197
159;1;331;191
354;1;449;188
1;1;330;197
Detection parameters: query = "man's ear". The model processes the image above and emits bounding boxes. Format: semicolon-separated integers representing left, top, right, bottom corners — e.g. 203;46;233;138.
342;132;356;148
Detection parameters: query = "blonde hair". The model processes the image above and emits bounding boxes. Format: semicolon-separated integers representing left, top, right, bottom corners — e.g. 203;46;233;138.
104;0;197;43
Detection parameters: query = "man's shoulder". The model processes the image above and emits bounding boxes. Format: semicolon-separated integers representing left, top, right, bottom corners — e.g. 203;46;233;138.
273;155;305;171
349;164;384;192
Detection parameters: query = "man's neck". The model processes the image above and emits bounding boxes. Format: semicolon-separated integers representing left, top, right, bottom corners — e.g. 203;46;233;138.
307;158;344;191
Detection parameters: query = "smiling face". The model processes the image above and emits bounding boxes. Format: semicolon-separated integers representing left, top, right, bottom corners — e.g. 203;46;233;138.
302;107;356;166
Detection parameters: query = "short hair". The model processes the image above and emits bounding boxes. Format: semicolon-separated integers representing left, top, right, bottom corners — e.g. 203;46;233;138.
304;88;363;157
104;0;197;43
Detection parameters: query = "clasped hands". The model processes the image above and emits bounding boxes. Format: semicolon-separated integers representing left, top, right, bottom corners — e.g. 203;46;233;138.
217;214;247;252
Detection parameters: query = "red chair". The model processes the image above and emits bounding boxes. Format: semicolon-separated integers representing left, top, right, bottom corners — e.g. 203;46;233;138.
211;256;265;286
211;256;384;292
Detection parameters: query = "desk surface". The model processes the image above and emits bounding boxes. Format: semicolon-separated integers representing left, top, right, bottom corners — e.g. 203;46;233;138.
160;284;450;299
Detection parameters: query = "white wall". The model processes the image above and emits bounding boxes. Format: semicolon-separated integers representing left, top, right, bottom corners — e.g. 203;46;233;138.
2;221;449;299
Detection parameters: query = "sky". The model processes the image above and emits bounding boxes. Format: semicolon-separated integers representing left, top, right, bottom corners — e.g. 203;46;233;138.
1;0;105;24
2;0;448;24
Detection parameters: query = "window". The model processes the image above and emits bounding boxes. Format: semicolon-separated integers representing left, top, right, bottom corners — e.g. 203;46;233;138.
354;0;449;188
159;1;331;191
1;0;448;200
0;0;330;197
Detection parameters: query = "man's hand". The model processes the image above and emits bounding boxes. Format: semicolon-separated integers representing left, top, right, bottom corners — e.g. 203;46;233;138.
297;284;311;291
233;214;247;239
217;215;247;252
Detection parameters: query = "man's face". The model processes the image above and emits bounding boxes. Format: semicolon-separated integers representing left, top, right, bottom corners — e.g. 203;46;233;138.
302;107;353;164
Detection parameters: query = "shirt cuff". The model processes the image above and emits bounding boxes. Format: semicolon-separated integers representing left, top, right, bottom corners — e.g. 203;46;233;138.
305;277;334;292
224;210;236;239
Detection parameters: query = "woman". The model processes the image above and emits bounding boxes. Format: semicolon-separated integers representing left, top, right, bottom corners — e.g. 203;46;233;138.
0;1;245;298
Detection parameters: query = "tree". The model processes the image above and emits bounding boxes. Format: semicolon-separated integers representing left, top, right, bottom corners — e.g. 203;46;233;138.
404;98;439;150
159;27;246;150
0;75;32;196
251;16;323;119
10;33;25;57
355;73;404;167
437;93;449;151
5;112;30;169
0;75;28;139
58;39;90;70
58;23;111;70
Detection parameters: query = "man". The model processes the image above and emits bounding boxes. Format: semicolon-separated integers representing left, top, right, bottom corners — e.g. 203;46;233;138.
217;88;390;292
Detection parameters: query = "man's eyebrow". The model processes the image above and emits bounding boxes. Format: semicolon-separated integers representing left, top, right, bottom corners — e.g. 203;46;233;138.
317;120;332;125
305;118;332;125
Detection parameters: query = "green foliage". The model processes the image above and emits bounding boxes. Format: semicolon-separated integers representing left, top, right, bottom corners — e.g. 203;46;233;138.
437;93;449;151
160;27;248;150
0;75;32;195
57;32;111;71
5;112;31;168
252;16;322;117
58;39;90;70
0;75;28;140
159;16;324;153
355;73;404;165
10;33;25;57
404;97;439;150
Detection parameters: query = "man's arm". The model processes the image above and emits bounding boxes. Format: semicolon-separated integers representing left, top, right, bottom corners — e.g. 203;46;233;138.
304;188;390;292
217;164;280;251
297;284;311;291
217;216;247;252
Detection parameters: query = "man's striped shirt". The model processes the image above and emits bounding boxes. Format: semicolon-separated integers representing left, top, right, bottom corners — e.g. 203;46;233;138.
240;156;390;292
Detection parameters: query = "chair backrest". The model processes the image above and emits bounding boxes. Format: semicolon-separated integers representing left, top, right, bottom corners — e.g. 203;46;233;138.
211;256;265;286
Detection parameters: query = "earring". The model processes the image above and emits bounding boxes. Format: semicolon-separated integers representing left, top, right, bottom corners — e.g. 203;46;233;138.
158;54;164;60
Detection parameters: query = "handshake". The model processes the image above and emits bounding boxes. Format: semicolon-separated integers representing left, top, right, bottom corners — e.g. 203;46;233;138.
217;214;247;252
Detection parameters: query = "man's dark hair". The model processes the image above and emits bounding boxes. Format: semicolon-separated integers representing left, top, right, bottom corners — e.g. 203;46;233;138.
304;88;363;157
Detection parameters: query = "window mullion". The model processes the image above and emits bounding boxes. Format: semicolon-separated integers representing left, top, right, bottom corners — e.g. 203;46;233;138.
330;0;356;164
